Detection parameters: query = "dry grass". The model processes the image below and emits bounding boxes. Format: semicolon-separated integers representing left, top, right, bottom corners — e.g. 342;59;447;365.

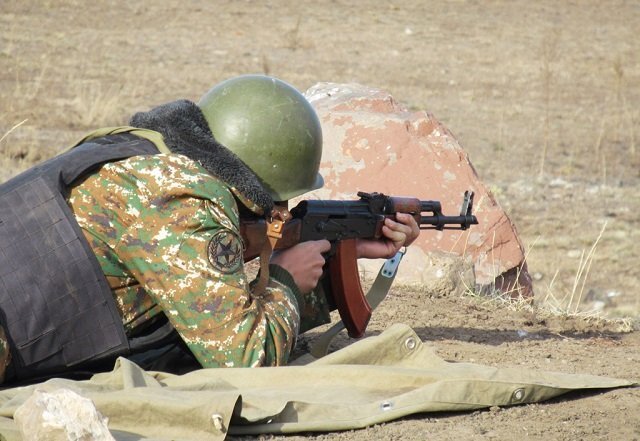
458;217;637;333
1;1;638;322
462;276;637;334
0;119;28;145
541;222;607;315
538;31;558;178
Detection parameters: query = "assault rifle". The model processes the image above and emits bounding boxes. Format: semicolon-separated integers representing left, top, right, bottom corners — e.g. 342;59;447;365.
241;191;478;338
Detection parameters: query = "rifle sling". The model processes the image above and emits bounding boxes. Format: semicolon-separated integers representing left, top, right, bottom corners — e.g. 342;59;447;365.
253;207;289;295
310;248;405;358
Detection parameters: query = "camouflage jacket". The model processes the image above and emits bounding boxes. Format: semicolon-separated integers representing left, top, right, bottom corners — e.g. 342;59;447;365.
68;152;307;368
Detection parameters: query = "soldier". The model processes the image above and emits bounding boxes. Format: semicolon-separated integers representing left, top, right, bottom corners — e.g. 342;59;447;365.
0;75;418;385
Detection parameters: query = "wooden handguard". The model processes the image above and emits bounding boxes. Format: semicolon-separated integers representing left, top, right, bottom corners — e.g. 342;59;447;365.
328;238;372;338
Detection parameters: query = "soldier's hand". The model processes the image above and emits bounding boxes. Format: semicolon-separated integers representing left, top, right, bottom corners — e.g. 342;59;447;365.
270;240;331;293
356;213;420;259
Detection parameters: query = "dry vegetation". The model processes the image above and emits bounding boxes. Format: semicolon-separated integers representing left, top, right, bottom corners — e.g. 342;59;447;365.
3;0;636;322
0;1;639;439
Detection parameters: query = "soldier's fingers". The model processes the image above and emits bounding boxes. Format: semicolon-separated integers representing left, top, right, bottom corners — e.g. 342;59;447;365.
384;217;412;237
310;239;331;253
393;213;420;245
381;224;407;247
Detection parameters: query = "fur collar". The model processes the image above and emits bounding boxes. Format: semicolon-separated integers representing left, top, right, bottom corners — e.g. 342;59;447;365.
129;99;273;214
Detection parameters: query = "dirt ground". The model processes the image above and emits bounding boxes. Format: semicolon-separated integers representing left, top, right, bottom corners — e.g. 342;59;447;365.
1;1;639;440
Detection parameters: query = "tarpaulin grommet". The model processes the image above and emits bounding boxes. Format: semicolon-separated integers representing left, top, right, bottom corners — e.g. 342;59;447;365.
211;413;226;433
404;337;417;350
512;388;525;402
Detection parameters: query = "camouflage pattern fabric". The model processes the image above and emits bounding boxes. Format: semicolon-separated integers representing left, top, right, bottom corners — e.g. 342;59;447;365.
0;151;333;381
66;153;303;368
0;327;9;383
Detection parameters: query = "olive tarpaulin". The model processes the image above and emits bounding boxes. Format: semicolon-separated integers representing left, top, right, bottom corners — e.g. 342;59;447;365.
0;324;634;440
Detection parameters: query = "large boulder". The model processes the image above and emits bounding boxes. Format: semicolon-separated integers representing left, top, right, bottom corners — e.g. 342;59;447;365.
301;83;533;298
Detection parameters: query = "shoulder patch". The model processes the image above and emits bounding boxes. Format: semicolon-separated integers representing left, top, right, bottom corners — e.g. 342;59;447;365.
207;230;244;273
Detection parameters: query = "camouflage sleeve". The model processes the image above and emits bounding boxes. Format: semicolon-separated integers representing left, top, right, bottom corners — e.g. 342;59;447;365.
0;325;10;383
105;157;302;368
264;264;330;333
119;198;302;368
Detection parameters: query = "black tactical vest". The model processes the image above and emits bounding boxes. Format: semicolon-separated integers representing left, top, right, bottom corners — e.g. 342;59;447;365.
0;133;169;381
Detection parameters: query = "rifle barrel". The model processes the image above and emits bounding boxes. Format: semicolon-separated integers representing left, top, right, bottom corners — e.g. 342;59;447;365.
419;214;478;230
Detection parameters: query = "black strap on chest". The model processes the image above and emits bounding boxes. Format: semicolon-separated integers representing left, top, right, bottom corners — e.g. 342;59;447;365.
0;133;159;381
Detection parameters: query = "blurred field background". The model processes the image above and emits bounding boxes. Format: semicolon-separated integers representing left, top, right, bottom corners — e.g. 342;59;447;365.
1;0;639;321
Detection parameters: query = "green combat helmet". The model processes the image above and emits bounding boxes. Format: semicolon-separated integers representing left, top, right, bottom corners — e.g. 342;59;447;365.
198;75;323;201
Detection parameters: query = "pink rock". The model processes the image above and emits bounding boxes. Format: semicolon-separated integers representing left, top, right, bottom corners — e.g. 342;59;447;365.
301;83;533;298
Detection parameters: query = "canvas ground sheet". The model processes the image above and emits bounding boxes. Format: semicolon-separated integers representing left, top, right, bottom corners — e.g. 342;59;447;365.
0;324;634;440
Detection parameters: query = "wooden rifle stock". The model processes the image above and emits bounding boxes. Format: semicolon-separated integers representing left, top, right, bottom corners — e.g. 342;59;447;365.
240;219;373;338
328;239;372;338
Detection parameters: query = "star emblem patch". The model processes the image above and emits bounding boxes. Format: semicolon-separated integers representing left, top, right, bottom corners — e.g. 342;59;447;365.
207;230;244;274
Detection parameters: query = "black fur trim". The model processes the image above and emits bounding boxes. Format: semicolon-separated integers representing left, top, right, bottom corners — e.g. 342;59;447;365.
129;99;273;214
